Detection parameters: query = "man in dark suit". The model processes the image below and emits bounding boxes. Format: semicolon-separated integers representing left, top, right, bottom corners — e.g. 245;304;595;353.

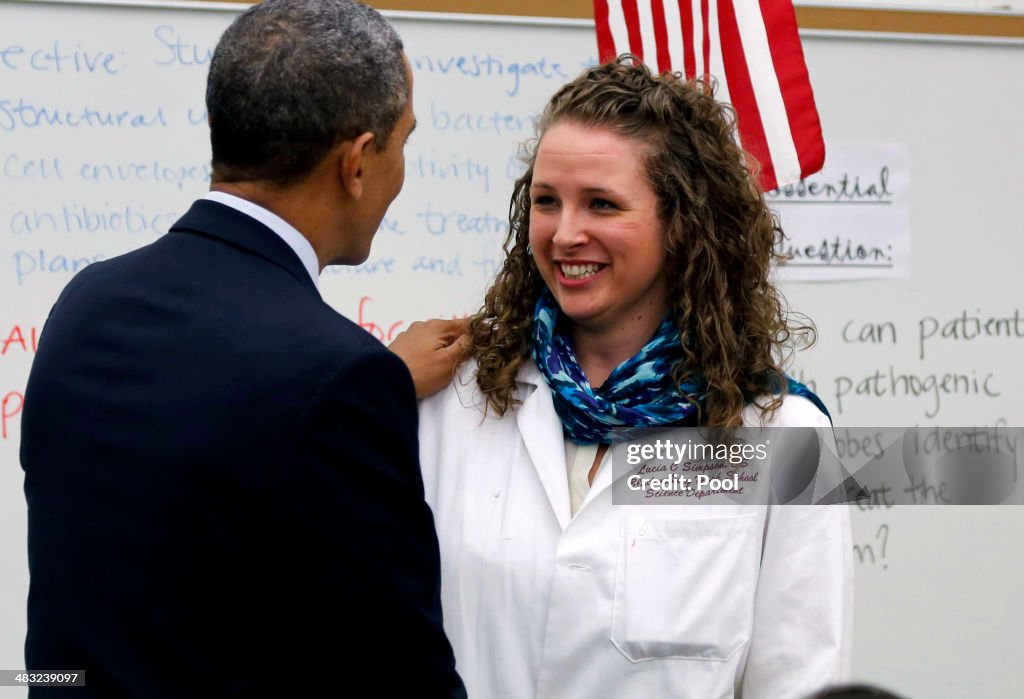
19;1;466;696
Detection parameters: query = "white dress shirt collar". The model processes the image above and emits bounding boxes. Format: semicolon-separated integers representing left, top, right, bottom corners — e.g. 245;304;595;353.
204;191;320;290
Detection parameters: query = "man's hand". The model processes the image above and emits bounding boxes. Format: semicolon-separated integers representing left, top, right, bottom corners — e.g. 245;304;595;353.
388;318;470;399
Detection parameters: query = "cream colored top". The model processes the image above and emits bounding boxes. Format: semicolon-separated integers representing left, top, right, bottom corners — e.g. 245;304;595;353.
563;441;607;517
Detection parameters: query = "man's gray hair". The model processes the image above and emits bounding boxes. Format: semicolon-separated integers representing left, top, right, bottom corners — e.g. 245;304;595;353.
207;0;407;185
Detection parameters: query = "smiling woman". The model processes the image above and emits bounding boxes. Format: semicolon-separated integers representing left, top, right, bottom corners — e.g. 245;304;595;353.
528;121;668;388
472;56;817;429
417;55;853;699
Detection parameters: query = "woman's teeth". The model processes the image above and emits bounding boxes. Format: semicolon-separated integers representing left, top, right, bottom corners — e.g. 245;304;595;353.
561;263;601;279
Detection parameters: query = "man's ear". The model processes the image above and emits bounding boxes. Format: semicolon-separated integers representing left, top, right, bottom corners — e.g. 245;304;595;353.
338;131;376;200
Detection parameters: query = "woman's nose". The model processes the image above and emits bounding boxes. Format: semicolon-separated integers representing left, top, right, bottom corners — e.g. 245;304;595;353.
551;209;588;248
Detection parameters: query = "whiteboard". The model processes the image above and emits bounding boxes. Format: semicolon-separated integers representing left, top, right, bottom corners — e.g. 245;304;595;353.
1;1;1022;697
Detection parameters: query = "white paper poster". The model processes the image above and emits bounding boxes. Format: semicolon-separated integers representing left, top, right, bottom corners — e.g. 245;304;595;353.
767;143;910;281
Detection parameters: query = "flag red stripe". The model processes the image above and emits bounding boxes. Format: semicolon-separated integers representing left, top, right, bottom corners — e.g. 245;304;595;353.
716;0;778;190
679;0;696;79
621;0;646;61
700;0;710;79
759;0;824;177
593;0;618;62
650;0;672;74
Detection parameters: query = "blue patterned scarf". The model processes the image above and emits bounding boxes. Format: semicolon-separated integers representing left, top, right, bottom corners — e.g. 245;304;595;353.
530;290;828;444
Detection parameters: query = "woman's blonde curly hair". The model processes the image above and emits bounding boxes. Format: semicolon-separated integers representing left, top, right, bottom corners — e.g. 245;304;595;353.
466;56;813;428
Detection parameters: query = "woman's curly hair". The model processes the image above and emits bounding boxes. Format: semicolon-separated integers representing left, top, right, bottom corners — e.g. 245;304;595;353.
467;55;813;428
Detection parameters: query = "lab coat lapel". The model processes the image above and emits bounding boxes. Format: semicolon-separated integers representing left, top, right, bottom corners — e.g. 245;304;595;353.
580;450;615;513
516;363;572;530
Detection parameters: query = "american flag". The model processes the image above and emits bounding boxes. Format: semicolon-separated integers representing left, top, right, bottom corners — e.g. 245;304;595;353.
593;0;825;192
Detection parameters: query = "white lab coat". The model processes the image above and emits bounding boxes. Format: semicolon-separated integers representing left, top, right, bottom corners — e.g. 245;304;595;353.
419;360;853;699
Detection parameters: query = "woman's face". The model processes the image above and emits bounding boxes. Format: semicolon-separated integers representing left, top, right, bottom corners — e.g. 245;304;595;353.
529;121;669;340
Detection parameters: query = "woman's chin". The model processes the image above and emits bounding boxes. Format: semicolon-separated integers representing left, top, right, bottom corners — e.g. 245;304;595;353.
554;305;600;328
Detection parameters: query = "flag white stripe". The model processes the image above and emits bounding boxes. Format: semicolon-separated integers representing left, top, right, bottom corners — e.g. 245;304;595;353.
707;0;731;107
606;0;631;61
732;0;801;183
663;0;685;76
691;0;704;79
636;1;659;69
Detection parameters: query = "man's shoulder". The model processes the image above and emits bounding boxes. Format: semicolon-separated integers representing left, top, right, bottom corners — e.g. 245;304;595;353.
304;311;395;365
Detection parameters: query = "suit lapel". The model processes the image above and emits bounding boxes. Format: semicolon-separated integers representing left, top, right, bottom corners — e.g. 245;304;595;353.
169;199;319;296
516;363;571;530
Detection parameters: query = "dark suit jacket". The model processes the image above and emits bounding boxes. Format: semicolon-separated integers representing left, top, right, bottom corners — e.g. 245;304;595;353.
20;200;465;698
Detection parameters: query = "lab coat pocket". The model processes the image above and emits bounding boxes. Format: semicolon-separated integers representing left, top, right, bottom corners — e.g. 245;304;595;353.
611;513;759;662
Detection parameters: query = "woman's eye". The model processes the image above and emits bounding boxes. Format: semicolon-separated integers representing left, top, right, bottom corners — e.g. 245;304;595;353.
592;198;617;210
532;195;556;207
